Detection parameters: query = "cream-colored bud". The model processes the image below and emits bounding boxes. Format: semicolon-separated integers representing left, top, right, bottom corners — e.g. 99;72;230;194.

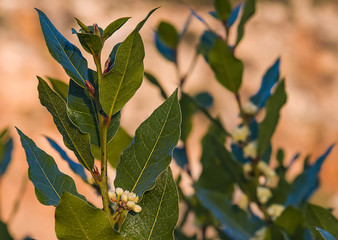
128;192;136;201
257;186;272;204
108;191;116;200
231;125;250;143
257;162;276;180
87;176;95;185
267;204;285;220
238;194;249;210
121;193;128;202
243;163;252;175
115;187;124;196
123;190;130;195
250;227;267;240
126;201;136;209
133;196;139;203
133;205;142;213
243;101;258;115
244;141;257;159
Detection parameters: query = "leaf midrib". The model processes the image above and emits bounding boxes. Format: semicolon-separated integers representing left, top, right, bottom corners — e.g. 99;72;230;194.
41;81;91;170
68;201;91;240
131;97;174;193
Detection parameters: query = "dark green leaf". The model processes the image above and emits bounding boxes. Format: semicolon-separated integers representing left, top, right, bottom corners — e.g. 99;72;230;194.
155;31;177;62
198;30;220;62
38;77;94;170
180;93;196;142
0;130;13;177
173;147;189;170
36;9;88;88
285;145;334;207
135;7;159;32
47;77;69;101
55;192;122;240
157;21;179;48
100;30;144;117
274;207;306;239
46;136;87;182
115;90;181;196
74;18;91;33
16;128;84;206
214;0;232;21
0;220;13;240
121;168;179;240
209;39;243;93
75;32;103;55
257;79;287;156
315;228;336;240
265;226;290;240
276;148;285;166
235;0;256;46
195;186;263;240
194;92;213;108
306;203;338;239
144;72;168;99
102;17;131;42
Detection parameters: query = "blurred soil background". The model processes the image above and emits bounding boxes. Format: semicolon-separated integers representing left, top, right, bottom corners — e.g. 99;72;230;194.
1;0;338;239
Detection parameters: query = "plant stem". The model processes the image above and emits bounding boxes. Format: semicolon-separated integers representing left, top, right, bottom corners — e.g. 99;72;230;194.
235;92;248;126
8;175;28;224
94;54;111;216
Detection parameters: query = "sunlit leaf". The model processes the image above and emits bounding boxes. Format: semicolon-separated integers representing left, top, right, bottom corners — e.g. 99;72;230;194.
47;77;69;102
102;17;131;42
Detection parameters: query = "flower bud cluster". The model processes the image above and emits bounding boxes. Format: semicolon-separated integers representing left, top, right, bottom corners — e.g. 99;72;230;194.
243;141;257;159
267;204;284;220
257;186;272;204
243;101;258;116
109;187;142;213
231;125;250;143
257;162;276;181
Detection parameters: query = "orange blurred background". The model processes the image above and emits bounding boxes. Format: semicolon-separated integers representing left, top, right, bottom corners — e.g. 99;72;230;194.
1;0;338;239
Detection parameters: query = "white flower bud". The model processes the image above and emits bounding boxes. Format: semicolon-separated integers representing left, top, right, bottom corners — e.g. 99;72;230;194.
121;193;128;202
243;141;257;159
257;186;272;204
267;204;285;220
250;227;267;240
115;187;124;197
126;201;136;209
231;125;250;143
133;196;139;203
86;176;95;185
128;192;136;201
243;163;252;175
133;204;142;213
257;162;276;180
108;191;117;202
243;101;258;115
238;194;249;210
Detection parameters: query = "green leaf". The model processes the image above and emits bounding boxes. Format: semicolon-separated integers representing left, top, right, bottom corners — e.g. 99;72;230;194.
214;0;232;21
115;89;181;196
195;186;263;240
67;77;120;147
135;7;159;32
144;72;168;99
236;0;256;46
157;21;179;48
257;79;287;157
274;207;306;239
75;32;103;55
91;127;132;168
16;128;84;206
0;129;13;177
37;77;94;170
0;220;13;240
75;18;91;33
47;77;69;101
55;192;122;240
36;9;88;88
100;30;144;117
265;226;290;240
306;203;338;239
102;17;131;42
121;168;178;240
209;39;243;93
180;93;196;143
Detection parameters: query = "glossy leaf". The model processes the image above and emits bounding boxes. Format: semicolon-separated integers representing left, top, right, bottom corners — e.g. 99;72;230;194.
195;186;263;240
75;32;103;55
0;130;13;177
0;221;13;240
16;128;84;206
38;77;94;170
47;77;69;101
227;4;243;28
257;79;287;157
285;145;334;207
214;0;232;21
121;168;179;240
55;192;122;240
235;0;256;46
180;93;196;142
100;30;144;117
306;203;338;239
315;228;336;240
67;77;120;147
209;39;244;93
46;136;87;181
198;30;219;62
102;17;131;42
144;72;168;99
115;89;181;196
194;92;213;108
36;9;88;88
250;58;280;109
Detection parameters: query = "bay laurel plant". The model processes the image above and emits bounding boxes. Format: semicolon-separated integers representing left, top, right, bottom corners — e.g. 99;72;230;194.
148;0;338;240
16;7;183;240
